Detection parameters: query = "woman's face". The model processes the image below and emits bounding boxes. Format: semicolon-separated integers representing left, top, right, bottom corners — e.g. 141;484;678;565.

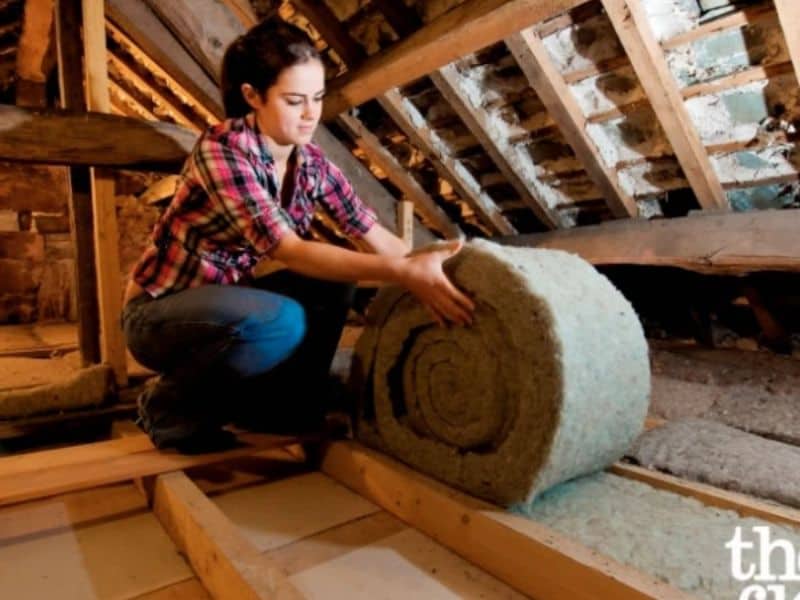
247;59;325;147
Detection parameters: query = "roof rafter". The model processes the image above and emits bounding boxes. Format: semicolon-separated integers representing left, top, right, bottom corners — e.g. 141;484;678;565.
108;78;158;121
289;1;514;235
601;0;728;211
106;51;199;131
105;19;218;126
106;0;223;119
338;112;462;239
321;0;586;120
506;30;638;218
290;0;366;68
379;89;517;235
431;63;566;228
773;0;800;88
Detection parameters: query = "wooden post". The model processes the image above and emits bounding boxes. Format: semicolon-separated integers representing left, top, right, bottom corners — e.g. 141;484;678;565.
54;0;101;366
396;201;414;248
15;0;55;107
81;0;127;385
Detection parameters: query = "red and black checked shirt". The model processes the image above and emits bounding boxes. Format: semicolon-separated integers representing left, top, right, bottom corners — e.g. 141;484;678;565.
132;115;377;297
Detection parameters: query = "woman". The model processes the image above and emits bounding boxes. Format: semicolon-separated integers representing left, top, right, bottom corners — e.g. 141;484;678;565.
122;21;474;452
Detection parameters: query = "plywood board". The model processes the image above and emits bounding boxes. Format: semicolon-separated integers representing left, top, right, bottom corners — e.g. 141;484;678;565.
0;511;191;599
289;528;526;599
214;472;379;552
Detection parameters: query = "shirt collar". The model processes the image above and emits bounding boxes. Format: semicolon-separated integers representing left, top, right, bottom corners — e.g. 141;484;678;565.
244;112;314;174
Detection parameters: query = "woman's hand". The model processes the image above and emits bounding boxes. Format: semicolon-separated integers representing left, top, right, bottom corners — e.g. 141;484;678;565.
398;241;475;327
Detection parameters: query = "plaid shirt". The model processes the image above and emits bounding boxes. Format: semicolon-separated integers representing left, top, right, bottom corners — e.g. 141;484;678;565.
132;115;377;297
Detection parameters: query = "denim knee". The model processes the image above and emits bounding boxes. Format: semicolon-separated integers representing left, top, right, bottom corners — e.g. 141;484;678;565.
274;297;307;353
227;297;307;377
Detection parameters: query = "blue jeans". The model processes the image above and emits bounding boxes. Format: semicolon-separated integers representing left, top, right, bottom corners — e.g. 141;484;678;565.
122;270;355;446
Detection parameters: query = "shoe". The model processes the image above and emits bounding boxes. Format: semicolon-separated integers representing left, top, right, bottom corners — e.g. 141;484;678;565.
137;385;237;453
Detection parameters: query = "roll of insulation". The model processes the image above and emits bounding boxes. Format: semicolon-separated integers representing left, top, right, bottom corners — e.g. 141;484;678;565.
352;239;650;506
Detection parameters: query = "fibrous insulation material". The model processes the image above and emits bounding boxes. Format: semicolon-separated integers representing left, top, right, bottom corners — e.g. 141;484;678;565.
631;418;800;509
352;239;650;505
517;471;800;600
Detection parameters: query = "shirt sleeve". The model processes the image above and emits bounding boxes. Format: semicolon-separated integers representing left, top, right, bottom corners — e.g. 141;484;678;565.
316;158;378;238
193;136;293;255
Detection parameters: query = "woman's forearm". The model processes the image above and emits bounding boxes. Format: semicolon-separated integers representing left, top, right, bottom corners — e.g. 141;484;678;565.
271;233;406;284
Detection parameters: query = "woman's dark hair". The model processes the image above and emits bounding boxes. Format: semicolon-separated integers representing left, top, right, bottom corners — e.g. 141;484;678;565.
221;21;321;118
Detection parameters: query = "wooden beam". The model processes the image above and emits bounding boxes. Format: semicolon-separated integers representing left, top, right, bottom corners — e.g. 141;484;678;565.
82;0;127;385
337;112;461;239
771;0;800;89
775;0;800;88
379;89;516;235
506;30;638;218
107;51;200;130
396;200;414;247
105;0;224;119
661;5;776;51
144;0;243;83
54;0;101;366
0;105;196;170
431;63;566;228
601;0;728;211
370;0;421;38
499;209;800;274
322;441;689;600
562;55;630;85
153;471;305;600
221;0;257;27
681;61;793;100
105;19;218;126
0;431;303;506
321;0;586;120
109;78;159;121
15;0;55;106
291;0;366;67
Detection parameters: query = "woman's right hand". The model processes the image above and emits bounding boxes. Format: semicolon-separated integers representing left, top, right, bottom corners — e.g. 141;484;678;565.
397;241;475;327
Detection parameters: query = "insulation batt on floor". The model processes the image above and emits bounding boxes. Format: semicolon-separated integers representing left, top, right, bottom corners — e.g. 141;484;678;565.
631;418;800;509
353;239;650;505
516;472;800;600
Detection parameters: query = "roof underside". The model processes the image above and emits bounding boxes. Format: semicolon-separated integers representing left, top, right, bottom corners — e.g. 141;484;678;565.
1;0;798;240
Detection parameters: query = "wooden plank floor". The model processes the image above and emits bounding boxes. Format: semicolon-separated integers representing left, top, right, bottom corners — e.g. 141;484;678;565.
0;448;528;599
154;470;528;599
